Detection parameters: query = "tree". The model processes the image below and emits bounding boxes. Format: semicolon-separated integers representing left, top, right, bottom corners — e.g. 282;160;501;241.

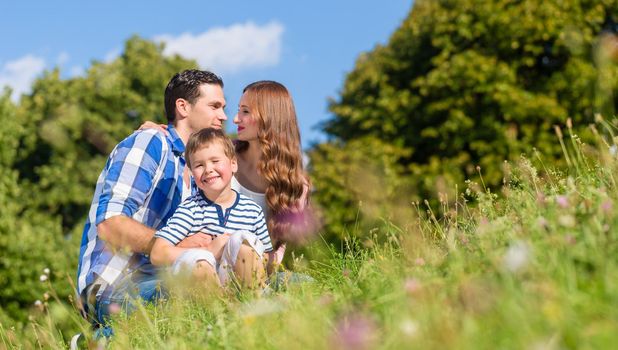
310;0;618;238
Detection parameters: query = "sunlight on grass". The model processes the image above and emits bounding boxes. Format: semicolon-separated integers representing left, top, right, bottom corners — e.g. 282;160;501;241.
3;118;618;349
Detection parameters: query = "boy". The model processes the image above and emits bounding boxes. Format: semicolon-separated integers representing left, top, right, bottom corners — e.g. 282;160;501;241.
150;128;273;286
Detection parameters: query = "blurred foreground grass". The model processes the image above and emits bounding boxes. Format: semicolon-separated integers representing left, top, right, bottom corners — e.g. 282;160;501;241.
2;119;618;349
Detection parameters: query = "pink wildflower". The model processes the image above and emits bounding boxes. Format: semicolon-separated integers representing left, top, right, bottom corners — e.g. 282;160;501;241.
404;278;422;295
331;313;377;350
556;195;569;208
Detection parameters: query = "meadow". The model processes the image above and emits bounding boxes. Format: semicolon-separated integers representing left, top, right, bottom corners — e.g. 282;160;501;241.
2;118;618;349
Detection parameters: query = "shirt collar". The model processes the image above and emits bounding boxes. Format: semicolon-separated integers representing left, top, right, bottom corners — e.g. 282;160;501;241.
166;124;185;156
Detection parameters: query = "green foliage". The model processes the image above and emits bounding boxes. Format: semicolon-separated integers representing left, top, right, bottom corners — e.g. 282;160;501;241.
309;136;415;240
0;91;75;324
313;0;618;238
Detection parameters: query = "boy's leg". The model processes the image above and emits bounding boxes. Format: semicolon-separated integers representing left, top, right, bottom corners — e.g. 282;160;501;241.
219;232;266;288
234;244;266;289
172;248;220;287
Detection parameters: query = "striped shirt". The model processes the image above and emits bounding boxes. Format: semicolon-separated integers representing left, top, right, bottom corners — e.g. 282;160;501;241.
76;125;193;296
155;190;273;252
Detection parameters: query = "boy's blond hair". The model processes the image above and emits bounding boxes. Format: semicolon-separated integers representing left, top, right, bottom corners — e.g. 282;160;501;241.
185;128;236;169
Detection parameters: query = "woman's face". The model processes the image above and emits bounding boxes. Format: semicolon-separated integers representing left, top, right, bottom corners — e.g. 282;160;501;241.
233;92;259;141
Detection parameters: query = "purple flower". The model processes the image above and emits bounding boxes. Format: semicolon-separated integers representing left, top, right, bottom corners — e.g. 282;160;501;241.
331;313;378;350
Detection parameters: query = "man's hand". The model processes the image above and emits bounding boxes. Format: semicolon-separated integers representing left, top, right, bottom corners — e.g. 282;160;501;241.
177;232;215;248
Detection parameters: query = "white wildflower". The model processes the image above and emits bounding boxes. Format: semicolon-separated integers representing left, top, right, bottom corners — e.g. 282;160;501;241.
39;274;48;282
503;240;530;273
399;318;419;337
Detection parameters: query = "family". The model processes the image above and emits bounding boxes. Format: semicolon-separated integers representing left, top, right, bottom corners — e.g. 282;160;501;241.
75;70;314;337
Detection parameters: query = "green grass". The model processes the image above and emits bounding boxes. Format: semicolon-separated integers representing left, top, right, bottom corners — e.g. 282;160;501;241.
2;121;618;349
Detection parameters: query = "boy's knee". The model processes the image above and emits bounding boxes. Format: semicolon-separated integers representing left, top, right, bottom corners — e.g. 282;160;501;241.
234;245;265;288
192;260;219;285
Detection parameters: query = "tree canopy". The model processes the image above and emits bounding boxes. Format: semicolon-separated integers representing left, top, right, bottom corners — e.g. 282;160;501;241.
310;0;618;239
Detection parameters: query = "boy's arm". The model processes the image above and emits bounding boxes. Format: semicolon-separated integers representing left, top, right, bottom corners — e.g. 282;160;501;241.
150;237;190;266
151;201;200;264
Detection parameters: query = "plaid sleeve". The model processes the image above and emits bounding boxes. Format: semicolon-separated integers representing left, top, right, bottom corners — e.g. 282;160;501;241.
254;210;273;252
95;130;166;224
154;201;197;245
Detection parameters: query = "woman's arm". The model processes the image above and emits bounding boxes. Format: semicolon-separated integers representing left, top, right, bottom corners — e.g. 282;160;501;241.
138;121;168;135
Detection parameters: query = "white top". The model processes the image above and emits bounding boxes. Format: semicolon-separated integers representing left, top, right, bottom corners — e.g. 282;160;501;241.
231;176;268;216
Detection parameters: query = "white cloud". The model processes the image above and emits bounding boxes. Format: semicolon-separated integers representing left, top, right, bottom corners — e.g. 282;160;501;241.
57;52;70;66
69;65;85;77
154;21;284;74
104;48;121;63
0;55;46;101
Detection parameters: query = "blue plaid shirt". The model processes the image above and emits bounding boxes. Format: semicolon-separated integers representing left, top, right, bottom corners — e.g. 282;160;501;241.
76;125;193;296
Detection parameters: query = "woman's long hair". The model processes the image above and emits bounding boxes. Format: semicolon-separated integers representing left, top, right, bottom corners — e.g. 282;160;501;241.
236;81;311;247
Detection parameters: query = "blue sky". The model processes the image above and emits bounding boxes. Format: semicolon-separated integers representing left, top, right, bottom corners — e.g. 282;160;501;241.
0;0;413;148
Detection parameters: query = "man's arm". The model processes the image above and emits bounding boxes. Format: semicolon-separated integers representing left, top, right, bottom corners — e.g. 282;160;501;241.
97;216;156;254
95;130;165;254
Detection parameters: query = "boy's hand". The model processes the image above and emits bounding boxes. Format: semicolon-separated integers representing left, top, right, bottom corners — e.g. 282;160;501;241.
207;233;231;260
177;232;215;248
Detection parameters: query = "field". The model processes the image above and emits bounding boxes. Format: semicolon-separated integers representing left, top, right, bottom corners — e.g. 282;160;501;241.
2;121;618;349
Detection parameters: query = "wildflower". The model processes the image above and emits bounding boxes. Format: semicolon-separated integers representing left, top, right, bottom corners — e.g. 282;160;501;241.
404;278;422;295
601;200;613;214
34;300;42;307
39;274;48;282
610;145;618;157
43;292;50;301
503;241;530;273
331;313;377;350
399;318;419;337
564;234;576;245
319;293;335;306
536;216;548;230
414;257;426;266
43;268;50;275
536;193;546;206
342;269;351;278
558;215;576;228
555;195;569;208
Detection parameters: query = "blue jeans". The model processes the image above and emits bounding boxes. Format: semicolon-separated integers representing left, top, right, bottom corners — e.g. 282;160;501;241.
92;271;165;338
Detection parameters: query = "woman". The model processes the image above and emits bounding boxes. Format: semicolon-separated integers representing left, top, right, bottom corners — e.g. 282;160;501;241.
233;81;314;264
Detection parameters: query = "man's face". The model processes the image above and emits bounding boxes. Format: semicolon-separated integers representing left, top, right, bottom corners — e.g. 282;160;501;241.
186;84;227;132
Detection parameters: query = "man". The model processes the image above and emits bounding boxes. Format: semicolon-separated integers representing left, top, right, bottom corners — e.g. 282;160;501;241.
76;69;227;336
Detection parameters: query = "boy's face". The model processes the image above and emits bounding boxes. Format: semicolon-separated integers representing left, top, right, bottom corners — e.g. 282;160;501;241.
189;141;238;199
